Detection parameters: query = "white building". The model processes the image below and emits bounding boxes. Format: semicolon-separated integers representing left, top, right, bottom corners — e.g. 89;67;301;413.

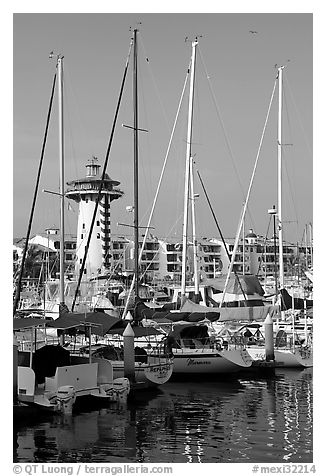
65;157;123;279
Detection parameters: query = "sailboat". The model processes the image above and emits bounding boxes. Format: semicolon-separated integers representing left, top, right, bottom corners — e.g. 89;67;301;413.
14;54;130;414
216;66;312;368
62;29;173;388
144;39;253;375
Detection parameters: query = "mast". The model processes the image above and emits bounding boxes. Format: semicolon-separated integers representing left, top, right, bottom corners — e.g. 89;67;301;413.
190;155;199;298
133;28;140;300
181;39;197;297
219;75;278;307
309;222;313;268
13;70;57;316
242;206;245;275
272;206;278;298
277;66;285;291
57;55;66;309
305;224;309;269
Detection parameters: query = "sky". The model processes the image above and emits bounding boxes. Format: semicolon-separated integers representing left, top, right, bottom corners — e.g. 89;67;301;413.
12;9;313;246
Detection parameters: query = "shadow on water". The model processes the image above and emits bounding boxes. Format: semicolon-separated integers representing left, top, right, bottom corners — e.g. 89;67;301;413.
14;368;313;463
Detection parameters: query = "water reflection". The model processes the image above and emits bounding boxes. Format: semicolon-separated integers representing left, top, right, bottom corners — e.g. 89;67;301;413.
14;369;313;463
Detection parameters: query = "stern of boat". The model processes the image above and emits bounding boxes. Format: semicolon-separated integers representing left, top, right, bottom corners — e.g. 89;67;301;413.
218;347;253;368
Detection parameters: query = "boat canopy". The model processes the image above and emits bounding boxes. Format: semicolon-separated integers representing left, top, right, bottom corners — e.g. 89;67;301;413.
203;275;265;296
180;298;279;322
280;288;313;310
169;323;210;341
217;304;279;322
107;325;163;337
13;318;48;330
47;311;123;335
134;301;220;323
45;311;163;337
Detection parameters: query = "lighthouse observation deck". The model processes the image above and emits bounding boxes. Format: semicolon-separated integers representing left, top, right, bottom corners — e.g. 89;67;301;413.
66;156;123;201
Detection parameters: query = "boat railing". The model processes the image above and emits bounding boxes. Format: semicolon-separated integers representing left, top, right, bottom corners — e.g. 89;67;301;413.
164;336;246;352
17;336;59;352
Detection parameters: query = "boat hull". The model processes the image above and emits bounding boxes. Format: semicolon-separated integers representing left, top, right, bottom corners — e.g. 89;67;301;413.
171;348;252;374
246;346;313;368
110;356;173;387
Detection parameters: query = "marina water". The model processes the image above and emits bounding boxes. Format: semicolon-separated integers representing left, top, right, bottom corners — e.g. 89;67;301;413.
14;368;312;464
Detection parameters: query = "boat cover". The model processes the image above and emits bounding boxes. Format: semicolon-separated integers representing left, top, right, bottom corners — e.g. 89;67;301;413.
107;325;163;337
33;344;71;384
203;275;265;296
280;288;313;310
168;323;210;340
47;311;124;335
13;318;48;330
180;298;279;322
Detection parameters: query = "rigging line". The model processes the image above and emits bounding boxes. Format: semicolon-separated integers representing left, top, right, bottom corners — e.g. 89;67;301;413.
63;66;98;238
218;74;278;307
196;168;248;305
283;147;299;227
13;72;57;316
138;33;172;134
282;92;300;231
136;67;155;223
122;63;191;318
61;64;84;180
71;37;133;312
284;72;312;156
197;46;256;230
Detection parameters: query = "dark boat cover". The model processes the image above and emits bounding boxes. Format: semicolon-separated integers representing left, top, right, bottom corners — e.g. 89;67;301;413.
280;288;313;311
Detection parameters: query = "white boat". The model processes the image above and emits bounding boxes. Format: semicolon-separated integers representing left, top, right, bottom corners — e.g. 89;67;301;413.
45;307;173;390
75;329;174;388
208;65;313;369
139;39;254;376
105;357;173;386
17;359;130;413
15;318;130;414
172;348;253;374
220;322;313;368
246;347;312;368
162;322;252;375
13;54;132;413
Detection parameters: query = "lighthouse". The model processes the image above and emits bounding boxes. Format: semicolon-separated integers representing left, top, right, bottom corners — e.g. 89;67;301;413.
66;157;123;279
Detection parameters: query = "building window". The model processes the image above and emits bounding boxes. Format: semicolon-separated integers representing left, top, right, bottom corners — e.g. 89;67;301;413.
81;234;83;239
97;233;100;239
80;259;82;264
97;220;100;226
82;223;85;230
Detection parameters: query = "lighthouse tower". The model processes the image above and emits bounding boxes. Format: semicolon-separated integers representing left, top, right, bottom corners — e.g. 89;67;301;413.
66;157;123;279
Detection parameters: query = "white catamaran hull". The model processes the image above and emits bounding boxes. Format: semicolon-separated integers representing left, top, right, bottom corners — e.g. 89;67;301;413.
17;361;130;414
